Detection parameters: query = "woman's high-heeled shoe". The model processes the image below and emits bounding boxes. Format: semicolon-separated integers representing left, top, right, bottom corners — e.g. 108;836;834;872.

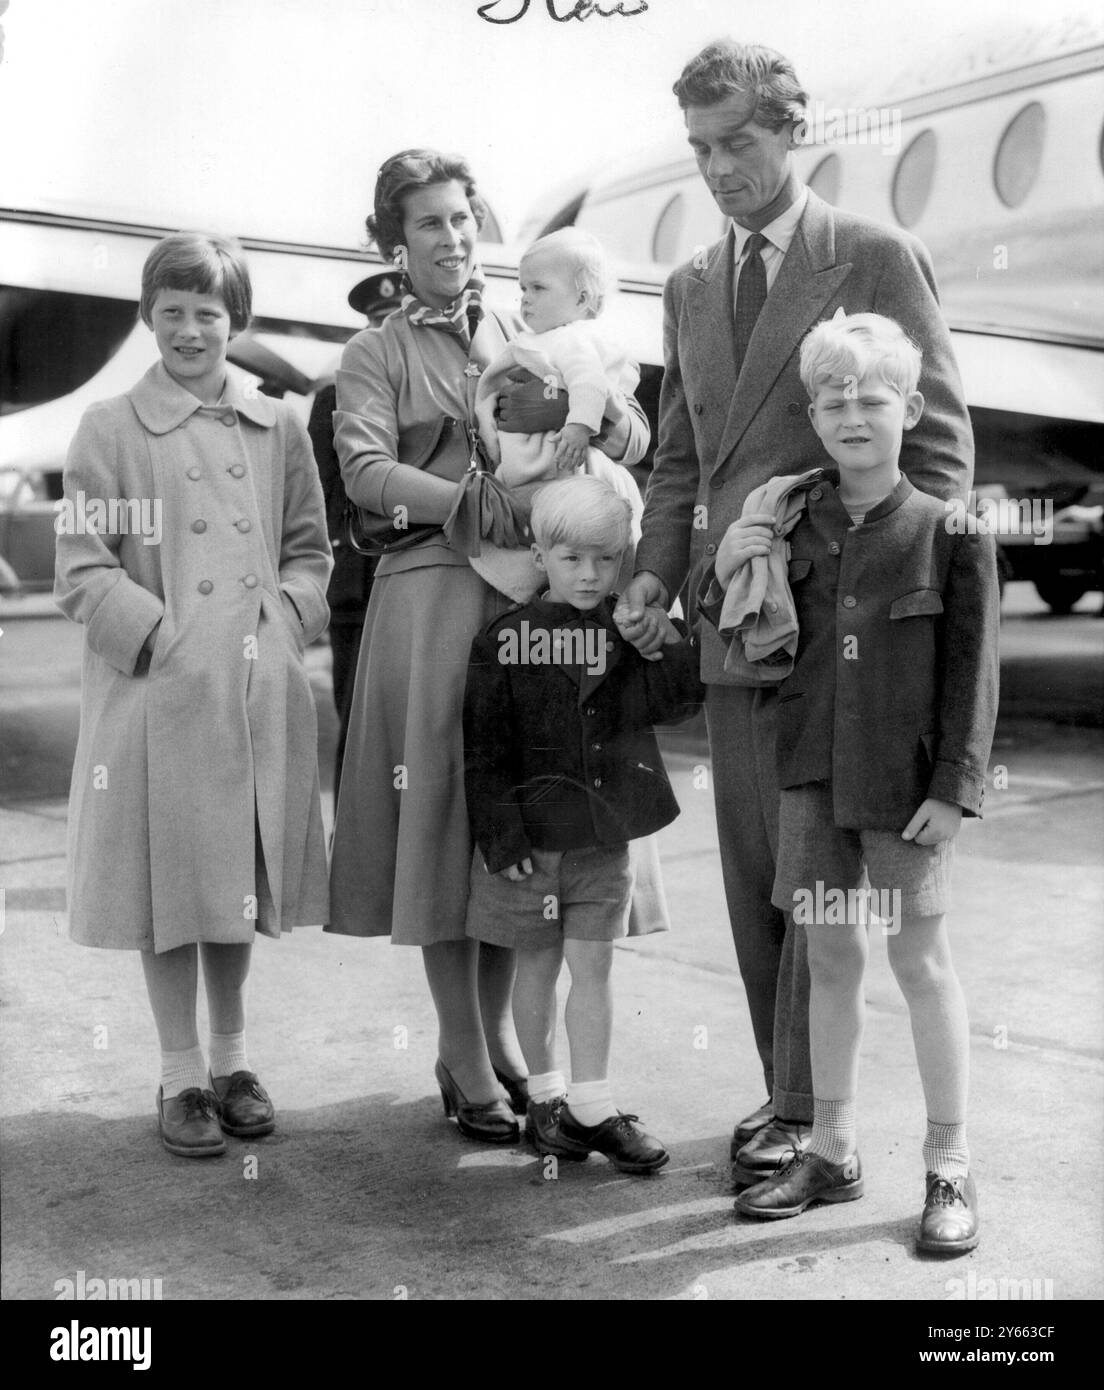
435;1059;520;1144
493;1066;530;1117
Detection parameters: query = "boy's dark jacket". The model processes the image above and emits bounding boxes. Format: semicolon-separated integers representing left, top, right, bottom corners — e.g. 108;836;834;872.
701;473;1000;830
464;595;705;873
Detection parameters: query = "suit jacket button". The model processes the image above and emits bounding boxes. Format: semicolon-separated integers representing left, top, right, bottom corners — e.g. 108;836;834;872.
705;543;717;555
197;580;213;595
693;403;703;415
243;573;259;589
236;519;252;533
191;519;207;534
810;487;823;501
710;478;723;490
788;402;802;415
229;464;246;479
593;777;602;788
592;742;602;752
585;705;596;716
842;595;857;608
828;541;841;555
186;467;202;481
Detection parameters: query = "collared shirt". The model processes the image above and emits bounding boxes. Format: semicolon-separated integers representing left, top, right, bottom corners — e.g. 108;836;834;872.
732;185;809;293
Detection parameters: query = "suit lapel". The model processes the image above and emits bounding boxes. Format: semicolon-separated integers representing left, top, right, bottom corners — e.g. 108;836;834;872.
686;228;738;411
710;192;853;482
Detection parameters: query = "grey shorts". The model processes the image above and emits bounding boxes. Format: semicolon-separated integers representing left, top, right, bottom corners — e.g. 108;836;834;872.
772;784;954;925
466;844;632;950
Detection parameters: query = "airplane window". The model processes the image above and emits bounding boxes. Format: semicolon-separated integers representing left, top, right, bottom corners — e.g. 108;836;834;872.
0;287;138;415
892;130;937;229
652;193;686;264
993;102;1046;208
807;154;842;205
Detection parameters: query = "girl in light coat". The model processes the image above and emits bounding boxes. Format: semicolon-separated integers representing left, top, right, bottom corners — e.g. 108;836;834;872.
55;233;332;1157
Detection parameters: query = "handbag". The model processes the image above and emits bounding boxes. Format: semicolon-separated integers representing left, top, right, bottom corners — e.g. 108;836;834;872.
345;415;483;557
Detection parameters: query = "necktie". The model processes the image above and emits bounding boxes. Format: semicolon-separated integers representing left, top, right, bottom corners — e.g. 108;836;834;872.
733;232;768;377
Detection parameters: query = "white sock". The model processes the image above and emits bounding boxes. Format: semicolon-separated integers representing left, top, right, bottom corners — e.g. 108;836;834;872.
567;1078;617;1127
161;1045;208;1100
810;1097;857;1164
924;1119;970;1179
527;1070;567;1105
208;1031;250;1081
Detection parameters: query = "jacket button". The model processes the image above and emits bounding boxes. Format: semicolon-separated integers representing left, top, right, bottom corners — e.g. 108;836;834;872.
605;639;615;651
705;543;717;555
229;465;246;479
236;518;252;532
710;478;723;490
788;402;802;415
693;403;703;415
243;573;259;589
592;742;602;752
810;487;823;501
842;595;857;608
186;467;201;481
828;541;841;555
221;413;236;426
585;705;596;716
191;519;207;534
593;777;602;788
768;600;778;612
197;580;213;595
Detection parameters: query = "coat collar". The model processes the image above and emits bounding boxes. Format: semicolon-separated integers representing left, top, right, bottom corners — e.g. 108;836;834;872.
526;593;620;631
128;360;277;435
814;469;916;523
691;189;853;481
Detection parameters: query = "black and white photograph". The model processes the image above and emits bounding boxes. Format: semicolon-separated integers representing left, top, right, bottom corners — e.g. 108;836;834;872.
1;0;1101;1335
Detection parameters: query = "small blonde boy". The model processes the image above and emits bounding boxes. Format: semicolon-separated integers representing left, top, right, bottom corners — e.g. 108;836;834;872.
710;313;999;1253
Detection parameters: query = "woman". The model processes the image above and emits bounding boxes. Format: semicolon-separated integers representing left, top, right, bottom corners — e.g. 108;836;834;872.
327;149;649;1141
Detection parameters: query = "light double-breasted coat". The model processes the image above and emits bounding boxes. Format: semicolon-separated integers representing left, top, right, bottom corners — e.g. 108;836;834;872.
55;361;333;953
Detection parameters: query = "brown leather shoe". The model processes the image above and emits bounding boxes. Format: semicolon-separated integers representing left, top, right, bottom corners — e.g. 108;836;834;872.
917;1172;979;1253
211;1071;276;1138
734;1118;811;1176
734;1149;863;1219
157;1086;226;1157
730;1099;773;1159
525;1096;589;1162
557;1108;669;1174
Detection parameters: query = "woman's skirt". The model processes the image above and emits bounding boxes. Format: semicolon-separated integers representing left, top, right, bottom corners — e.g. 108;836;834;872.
327;562;504;945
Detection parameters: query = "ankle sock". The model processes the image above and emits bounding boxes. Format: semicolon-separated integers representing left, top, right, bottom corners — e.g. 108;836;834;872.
527;1070;567;1105
208;1030;250;1081
924;1119;969;1179
810;1097;857;1163
567;1078;617;1127
160;1045;208;1099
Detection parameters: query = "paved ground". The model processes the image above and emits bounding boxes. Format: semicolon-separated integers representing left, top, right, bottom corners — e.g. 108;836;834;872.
1;585;1101;1303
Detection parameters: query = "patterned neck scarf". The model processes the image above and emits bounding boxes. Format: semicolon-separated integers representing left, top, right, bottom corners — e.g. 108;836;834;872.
401;270;485;350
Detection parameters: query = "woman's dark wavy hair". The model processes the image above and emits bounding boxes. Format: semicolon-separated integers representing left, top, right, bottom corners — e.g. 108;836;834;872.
367;149;487;260
672;40;807;132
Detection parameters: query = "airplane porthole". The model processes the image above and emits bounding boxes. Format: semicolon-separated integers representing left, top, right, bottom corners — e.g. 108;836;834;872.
892;129;937;229
807;153;841;205
652;193;685;264
994;102;1046;208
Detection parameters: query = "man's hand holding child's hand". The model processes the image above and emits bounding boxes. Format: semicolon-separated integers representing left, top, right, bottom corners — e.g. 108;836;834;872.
553;423;591;473
902;798;962;845
499;858;534;882
715;513;776;587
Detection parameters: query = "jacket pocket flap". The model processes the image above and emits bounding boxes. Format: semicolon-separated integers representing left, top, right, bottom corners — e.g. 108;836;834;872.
890;589;944;619
787;558;812;583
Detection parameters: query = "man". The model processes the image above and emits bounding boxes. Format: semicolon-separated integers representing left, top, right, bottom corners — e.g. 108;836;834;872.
615;40;972;1178
308;270;403;797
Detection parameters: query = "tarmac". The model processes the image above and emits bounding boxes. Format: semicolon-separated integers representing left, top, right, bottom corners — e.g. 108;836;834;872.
1;596;1102;1304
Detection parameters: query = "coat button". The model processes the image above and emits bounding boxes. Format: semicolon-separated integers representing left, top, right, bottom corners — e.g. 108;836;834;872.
236;519;252;533
788;402;802;415
229;465;246;479
842;595;857;608
605;639;614;651
705;543;717;555
243;573;259;589
693;403;703;415
221;413;236;426
828;541;841;555
585;705;596;716
710;478;723;490
592;742;601;752
191;519;207;534
810;487;823;501
186;467;201;481
197;580;213;595
593;777;602;788
768;600;778;612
